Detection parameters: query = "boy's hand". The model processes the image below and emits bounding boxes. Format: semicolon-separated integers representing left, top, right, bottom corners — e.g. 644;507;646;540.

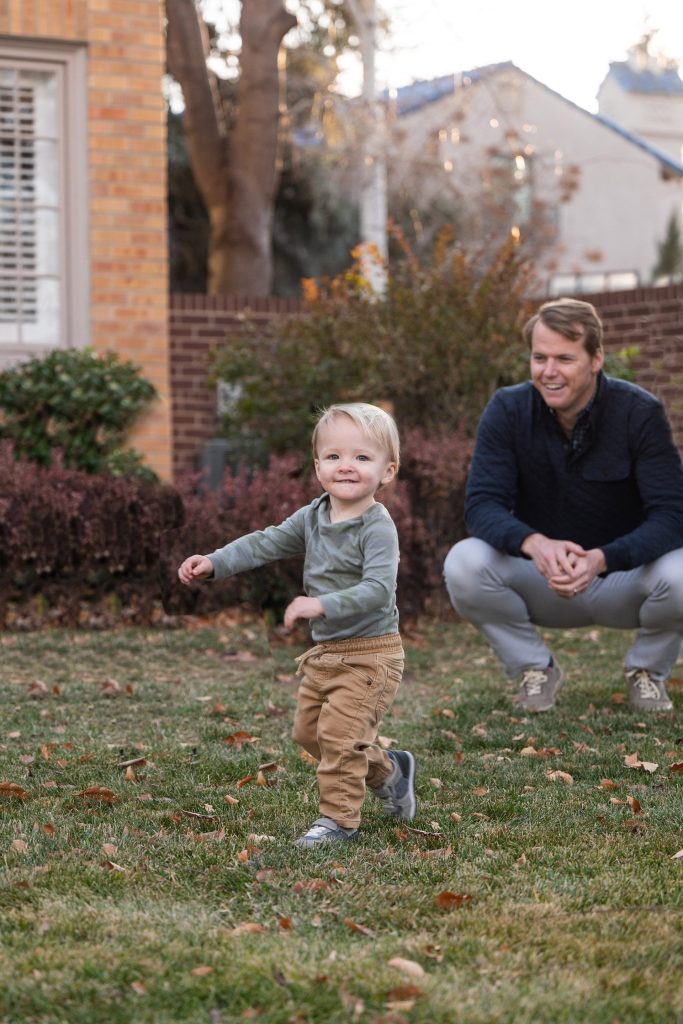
178;554;214;585
284;596;324;630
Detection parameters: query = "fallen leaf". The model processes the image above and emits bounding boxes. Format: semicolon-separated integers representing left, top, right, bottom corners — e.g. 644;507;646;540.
278;917;294;930
125;766;137;783
236;775;255;788
224;794;239;805
435;891;473;910
472;786;488;797
453;751;465;764
344;918;375;938
626;795;643;815
450;812;462;822
387;957;425;979
416;845;453;860
299;750;318;765
181;810;218;823
624;753;659;773
41;823;56;836
102;843;118;857
669;761;683;773
77;786;117;803
130;981;147;996
11;839;28;854
378;735;397;749
600;779;619;790
0;782;28;800
229;922;266;935
190;965;214;977
102;860;126;872
27;680;49;699
225;731;259;748
672;849;683;860
117;757;147;769
100;678;121;697
546;770;574;784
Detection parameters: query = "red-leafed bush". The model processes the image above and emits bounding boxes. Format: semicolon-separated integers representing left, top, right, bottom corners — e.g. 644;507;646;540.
0;443;182;626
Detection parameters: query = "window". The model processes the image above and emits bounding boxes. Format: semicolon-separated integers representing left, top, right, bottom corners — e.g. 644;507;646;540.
0;41;88;365
548;270;639;296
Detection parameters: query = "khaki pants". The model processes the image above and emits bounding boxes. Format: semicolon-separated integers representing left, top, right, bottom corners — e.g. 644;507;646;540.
292;633;404;829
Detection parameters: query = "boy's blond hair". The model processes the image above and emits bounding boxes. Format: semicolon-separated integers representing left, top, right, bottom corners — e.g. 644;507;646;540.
312;403;400;471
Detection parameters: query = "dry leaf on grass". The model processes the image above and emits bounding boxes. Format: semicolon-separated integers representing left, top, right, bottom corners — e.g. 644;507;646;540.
229;922;266;935
27;680;49;699
624;753;659;773
344;918;375;938
387;957;425;979
130;981;147;996
669;761;683;773
225;731;260;748
11;839;28;854
435;890;473;910
100;678;121;697
0;782;28;800
672;849;683;860
546;770;574;784
600;779;619;790
190;965;214;977
626;795;643;815
78;786;117;804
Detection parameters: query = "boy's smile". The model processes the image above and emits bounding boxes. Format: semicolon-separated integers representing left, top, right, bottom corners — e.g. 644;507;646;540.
314;414;396;521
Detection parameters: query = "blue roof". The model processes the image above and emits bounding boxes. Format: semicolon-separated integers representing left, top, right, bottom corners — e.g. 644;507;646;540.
388;61;683;178
388;63;512;116
607;61;683;96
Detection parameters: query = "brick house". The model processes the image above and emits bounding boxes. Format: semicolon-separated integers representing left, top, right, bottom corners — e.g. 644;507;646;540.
0;0;172;479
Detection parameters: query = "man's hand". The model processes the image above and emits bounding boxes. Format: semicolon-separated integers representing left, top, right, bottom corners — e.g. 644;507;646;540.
548;548;607;599
284;595;325;630
178;554;214;585
520;533;587;581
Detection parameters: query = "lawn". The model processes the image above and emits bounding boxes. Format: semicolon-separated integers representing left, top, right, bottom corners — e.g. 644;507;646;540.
0;613;681;1024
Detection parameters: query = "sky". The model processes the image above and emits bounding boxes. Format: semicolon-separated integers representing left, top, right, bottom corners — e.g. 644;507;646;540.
339;0;683;111
204;1;683;113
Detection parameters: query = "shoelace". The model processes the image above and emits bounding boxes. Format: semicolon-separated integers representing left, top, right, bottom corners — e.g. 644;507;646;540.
522;669;548;696
630;670;660;700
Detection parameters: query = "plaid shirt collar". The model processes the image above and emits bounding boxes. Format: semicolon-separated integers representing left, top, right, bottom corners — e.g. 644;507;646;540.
548;376;601;457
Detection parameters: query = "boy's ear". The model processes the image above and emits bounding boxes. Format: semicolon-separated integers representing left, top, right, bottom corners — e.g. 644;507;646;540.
381;462;397;486
314;459;322;482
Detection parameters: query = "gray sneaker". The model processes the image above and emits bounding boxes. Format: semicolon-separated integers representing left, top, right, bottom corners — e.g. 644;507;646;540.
626;668;673;712
370;749;417;820
518;662;563;712
294;816;358;848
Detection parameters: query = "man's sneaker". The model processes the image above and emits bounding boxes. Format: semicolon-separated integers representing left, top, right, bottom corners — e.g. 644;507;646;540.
370;749;417;821
626;668;673;712
294;816;358;849
518;661;563;712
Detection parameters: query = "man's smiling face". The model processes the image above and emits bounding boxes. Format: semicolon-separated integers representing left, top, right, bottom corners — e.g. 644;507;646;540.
530;319;604;430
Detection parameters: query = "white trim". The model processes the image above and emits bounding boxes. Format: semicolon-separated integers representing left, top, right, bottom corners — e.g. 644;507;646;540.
0;36;89;365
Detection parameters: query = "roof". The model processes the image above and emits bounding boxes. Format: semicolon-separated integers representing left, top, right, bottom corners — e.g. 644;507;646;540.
388;62;683;179
606;61;683;97
388;63;512;116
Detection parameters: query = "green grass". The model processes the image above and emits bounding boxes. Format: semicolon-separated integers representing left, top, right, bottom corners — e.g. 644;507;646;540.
1;616;682;1023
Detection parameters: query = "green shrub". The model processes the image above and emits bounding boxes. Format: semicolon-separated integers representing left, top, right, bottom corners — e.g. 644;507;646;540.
209;232;534;454
0;347;157;477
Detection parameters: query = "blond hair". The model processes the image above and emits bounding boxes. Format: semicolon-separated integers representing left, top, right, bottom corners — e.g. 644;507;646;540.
312;403;400;470
523;297;603;356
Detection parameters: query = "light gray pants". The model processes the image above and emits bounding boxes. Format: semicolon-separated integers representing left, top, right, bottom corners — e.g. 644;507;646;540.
444;537;683;681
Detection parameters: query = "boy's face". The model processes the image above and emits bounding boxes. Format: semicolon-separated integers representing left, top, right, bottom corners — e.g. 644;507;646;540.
314;414;396;517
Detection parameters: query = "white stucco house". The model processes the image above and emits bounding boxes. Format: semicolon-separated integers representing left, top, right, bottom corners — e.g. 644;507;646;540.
387;50;683;295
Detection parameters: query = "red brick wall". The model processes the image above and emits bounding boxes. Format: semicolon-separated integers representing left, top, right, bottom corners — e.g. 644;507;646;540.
170;294;302;480
170;283;683;481
590;283;683;446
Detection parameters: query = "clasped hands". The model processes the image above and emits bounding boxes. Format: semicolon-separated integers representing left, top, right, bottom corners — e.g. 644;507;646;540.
520;533;606;599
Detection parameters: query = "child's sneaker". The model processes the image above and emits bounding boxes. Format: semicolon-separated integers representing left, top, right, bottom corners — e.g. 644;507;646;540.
294;816;358;848
370;749;417;820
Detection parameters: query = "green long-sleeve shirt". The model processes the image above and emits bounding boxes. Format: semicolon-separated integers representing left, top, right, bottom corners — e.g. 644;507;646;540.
206;493;399;641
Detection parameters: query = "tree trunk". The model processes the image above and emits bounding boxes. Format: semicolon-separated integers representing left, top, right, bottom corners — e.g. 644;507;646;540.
166;0;295;296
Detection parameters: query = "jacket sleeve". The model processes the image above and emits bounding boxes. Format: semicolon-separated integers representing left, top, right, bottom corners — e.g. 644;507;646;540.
317;517;399;621
601;402;683;571
464;393;535;555
207;506;307;579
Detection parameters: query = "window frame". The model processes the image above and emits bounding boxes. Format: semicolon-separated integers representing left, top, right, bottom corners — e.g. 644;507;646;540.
0;36;88;366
